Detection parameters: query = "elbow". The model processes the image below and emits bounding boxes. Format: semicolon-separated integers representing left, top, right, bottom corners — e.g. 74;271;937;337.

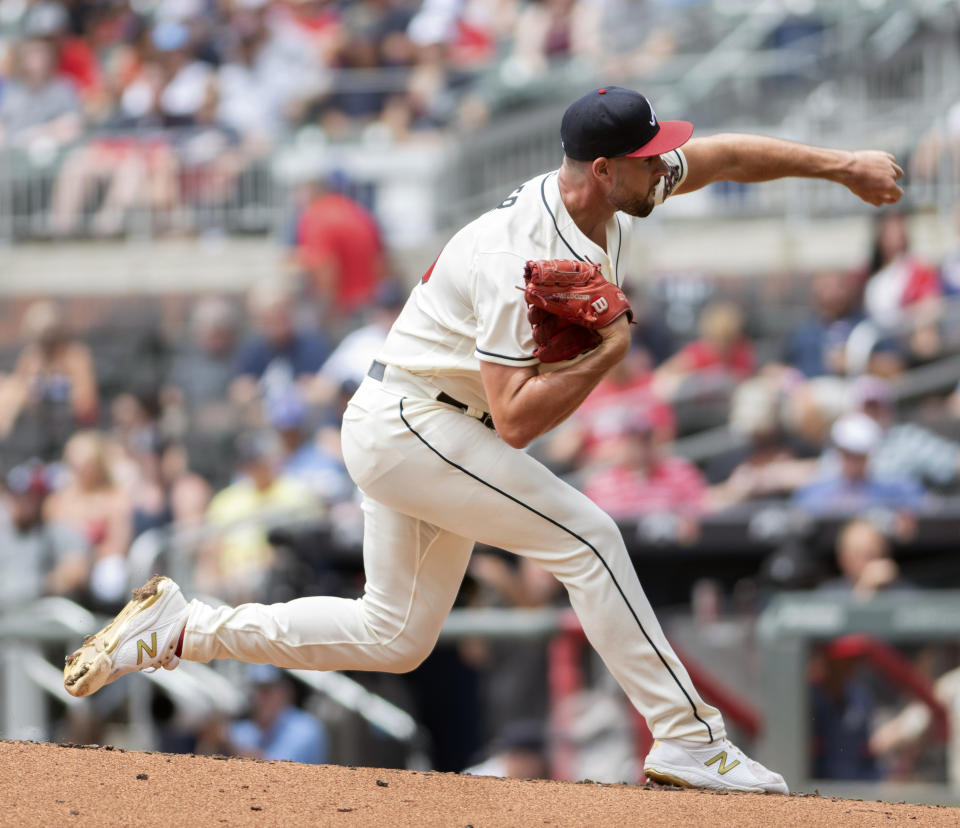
496;419;535;450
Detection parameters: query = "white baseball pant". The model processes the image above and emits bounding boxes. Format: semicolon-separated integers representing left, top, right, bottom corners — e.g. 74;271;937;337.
182;367;725;743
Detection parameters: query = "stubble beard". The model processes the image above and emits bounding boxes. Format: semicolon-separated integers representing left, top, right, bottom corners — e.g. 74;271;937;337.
610;186;657;218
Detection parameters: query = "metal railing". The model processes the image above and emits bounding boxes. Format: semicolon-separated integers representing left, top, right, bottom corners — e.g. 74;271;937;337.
0;4;957;245
759;592;960;804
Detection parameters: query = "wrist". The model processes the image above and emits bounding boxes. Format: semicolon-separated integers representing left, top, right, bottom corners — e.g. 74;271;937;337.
827;149;857;185
597;318;631;359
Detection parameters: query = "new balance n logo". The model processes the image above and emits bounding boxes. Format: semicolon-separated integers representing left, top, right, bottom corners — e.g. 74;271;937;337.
136;632;158;665
704;751;740;775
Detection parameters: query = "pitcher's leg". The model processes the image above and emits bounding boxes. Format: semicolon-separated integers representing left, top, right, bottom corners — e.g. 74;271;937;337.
182;496;473;672
377;399;724;742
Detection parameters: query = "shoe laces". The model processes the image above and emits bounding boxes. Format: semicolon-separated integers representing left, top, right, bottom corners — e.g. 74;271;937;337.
716;739;772;777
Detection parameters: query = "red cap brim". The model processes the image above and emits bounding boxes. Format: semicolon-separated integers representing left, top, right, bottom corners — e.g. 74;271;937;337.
623;120;694;158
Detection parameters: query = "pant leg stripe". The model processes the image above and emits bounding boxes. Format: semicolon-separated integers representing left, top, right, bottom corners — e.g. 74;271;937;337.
398;398;713;742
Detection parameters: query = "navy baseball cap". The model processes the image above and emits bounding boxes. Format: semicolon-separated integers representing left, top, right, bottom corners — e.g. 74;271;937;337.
560;87;693;161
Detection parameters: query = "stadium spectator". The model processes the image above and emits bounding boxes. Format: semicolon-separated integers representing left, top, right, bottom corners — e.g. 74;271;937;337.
466;551;560;744
0;459;91;607
231;285;332;408
216;21;297;148
198;664;328;764
845;375;960;493
817;519;915;598
265;389;353;505
124;430;211;538
507;0;600;80
295;177;386;322
861;210;942;363
781;374;850;451
0;301;98;458
871;663;960;787
44;430;133;606
583;408;706;520
0;36;83;150
51;20;223;237
793;413;926;515
780;269;903;379
464;719;549;779
706;378;817;511
810;647;881;780
198;431;317;602
654;300;755;400
628;292;675;369
21;1;101;101
325;0;418;121
165;296;241;427
317;280;407;394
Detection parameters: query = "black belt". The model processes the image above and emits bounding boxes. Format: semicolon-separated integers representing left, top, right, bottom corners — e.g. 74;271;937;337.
368;360;494;430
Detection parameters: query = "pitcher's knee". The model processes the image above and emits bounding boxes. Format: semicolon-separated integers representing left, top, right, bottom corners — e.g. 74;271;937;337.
547;511;629;582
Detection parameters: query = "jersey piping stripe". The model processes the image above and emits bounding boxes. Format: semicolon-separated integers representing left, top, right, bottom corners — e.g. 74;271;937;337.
540;174;585;262
614;215;623;287
398;397;714;742
475;346;537;362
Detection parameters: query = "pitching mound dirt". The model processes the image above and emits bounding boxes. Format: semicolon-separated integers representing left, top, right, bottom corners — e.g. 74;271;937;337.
0;740;955;826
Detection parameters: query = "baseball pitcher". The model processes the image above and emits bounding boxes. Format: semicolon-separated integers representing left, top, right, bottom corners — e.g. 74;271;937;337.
64;87;903;793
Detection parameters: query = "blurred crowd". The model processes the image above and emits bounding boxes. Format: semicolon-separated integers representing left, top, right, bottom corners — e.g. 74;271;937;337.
2;199;960;781
1;0;959;793
0;0;703;236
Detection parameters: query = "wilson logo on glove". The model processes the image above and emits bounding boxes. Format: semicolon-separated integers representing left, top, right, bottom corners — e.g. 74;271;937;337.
521;259;632;363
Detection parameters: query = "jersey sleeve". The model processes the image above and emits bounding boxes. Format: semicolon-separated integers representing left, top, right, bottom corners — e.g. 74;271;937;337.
473;252;539;367
653;148;688;205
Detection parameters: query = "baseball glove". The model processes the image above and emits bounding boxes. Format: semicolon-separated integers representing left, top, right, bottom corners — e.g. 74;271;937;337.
522;259;632;363
527;305;603;363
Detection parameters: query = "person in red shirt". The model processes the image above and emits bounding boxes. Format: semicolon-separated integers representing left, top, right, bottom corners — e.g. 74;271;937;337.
295;178;385;322
583;408;706;520
664;300;754;376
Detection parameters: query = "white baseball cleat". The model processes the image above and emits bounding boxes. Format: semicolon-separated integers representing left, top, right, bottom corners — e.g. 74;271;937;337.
63;575;188;698
644;737;789;794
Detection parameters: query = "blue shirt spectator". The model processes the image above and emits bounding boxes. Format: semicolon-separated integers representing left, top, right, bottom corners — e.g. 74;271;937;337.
782;270;900;378
228;664;327;764
236;333;330;386
793;412;926;515
267;390;353;504
232;286;330;402
794;476;925;515
229;706;327;765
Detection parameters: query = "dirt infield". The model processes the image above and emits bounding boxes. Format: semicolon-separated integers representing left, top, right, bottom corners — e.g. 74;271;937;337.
0;741;956;827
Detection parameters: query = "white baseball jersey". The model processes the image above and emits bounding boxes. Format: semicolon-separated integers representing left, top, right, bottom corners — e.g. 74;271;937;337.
182;144;728;748
378;150;688;413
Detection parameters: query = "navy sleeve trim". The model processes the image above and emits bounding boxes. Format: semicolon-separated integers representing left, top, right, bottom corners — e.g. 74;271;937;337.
475;347;536;362
614;215;623;287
